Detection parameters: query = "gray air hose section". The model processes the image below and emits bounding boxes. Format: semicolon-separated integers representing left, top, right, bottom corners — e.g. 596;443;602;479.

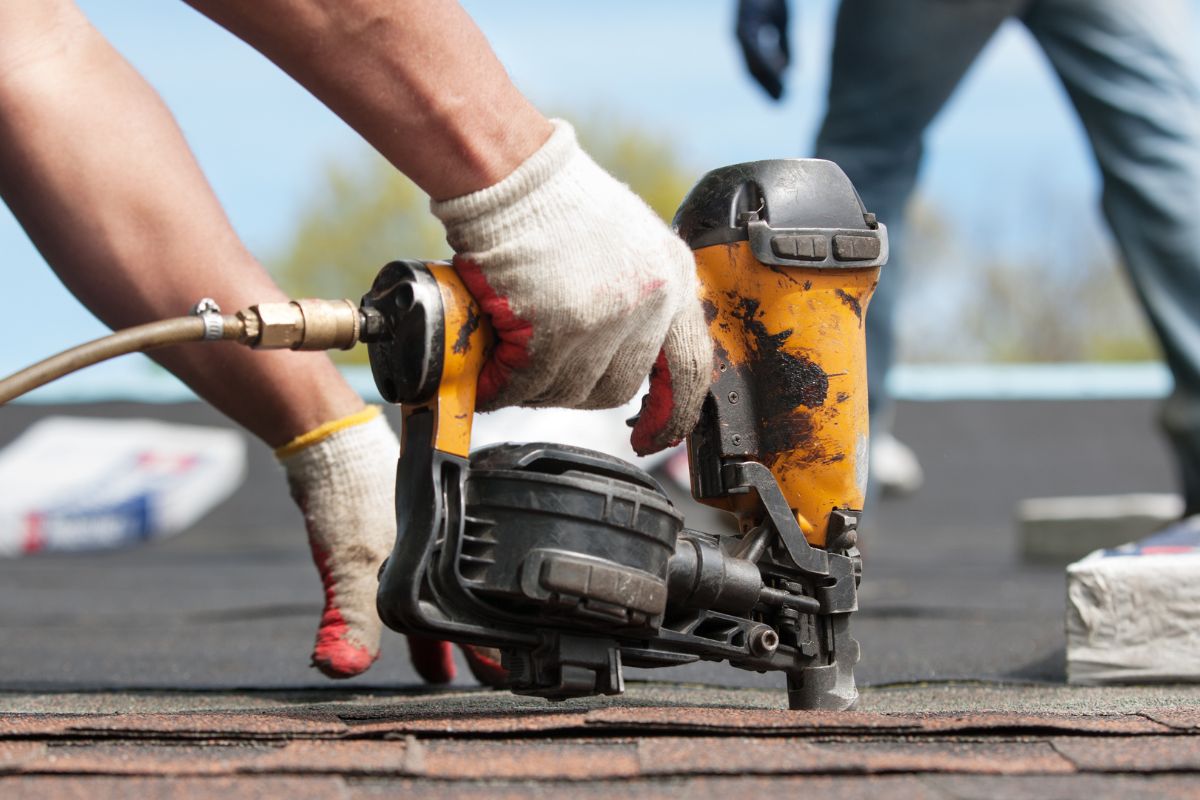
0;298;367;405
0;316;235;405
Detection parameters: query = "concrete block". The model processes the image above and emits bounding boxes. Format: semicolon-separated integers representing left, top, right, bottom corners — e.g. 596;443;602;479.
1018;494;1182;564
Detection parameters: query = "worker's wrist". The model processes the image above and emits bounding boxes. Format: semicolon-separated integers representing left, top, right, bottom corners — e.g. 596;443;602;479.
423;107;554;202
274;405;380;461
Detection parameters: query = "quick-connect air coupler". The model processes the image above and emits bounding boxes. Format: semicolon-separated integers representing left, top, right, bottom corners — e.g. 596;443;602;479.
231;298;384;351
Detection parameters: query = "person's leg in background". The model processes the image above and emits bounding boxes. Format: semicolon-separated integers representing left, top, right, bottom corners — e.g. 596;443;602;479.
1027;0;1200;518
0;1;458;682
815;0;1023;500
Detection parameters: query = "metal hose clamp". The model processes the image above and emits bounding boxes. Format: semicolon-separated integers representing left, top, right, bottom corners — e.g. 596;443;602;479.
191;297;224;341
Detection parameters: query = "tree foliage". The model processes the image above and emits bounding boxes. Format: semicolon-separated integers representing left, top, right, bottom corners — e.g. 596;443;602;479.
268;155;450;310
897;196;1158;363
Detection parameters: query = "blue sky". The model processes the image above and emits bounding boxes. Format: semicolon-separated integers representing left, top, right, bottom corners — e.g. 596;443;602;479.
0;0;1136;377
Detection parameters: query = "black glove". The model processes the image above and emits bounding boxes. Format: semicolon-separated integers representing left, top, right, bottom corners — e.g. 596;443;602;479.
735;0;791;101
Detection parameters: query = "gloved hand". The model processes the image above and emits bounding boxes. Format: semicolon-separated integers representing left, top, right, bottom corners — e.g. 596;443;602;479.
736;0;792;100
278;407;461;683
431;120;712;456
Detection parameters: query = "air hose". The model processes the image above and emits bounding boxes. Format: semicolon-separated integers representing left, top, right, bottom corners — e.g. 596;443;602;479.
0;297;381;405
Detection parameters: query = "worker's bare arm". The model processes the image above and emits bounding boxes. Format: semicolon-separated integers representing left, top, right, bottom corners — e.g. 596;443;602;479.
185;0;554;201
0;0;362;446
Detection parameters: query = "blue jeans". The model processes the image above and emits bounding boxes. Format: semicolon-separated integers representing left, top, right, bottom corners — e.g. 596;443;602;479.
817;0;1200;512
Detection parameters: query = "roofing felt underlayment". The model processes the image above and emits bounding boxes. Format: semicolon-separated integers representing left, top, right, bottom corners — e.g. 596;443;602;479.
0;398;1195;794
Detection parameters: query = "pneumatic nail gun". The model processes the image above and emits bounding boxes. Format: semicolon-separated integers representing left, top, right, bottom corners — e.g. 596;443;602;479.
363;159;886;710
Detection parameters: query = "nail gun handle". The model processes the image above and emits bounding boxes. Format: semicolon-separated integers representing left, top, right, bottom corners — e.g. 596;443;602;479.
362;259;492;458
423;262;492;457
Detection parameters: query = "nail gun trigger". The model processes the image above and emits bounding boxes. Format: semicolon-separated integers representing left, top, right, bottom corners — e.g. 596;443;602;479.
626;390;654;429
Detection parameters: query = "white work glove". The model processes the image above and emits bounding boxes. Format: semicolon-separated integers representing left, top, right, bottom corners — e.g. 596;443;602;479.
277;407;508;686
276;408;396;679
431;120;713;455
277;408;459;683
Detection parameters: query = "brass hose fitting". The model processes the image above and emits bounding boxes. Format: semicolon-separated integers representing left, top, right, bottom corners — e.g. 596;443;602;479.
236;299;363;351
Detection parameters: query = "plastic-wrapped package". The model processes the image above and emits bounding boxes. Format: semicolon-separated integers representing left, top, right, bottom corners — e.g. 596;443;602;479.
1066;518;1200;684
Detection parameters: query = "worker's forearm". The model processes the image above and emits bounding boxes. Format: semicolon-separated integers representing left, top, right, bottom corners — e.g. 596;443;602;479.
184;0;553;200
0;14;272;328
0;3;361;445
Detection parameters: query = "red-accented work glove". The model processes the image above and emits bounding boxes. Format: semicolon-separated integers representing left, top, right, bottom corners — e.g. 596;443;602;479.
431;120;712;455
277;407;458;683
